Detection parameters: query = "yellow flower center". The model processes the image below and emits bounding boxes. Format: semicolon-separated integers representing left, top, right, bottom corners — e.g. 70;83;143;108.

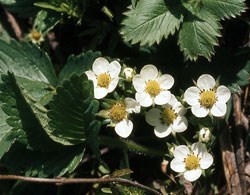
97;73;111;88
32;31;42;41
162;107;177;125
184;155;200;170
109;103;127;122
145;80;161;97
199;90;217;109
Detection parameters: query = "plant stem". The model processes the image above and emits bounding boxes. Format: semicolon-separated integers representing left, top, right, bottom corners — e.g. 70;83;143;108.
0;175;162;195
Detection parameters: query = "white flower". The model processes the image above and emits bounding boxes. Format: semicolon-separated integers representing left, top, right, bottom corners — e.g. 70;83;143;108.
199;127;211;142
98;98;140;138
170;142;213;182
145;95;188;138
184;74;231;118
85;57;121;99
28;29;44;45
132;65;174;107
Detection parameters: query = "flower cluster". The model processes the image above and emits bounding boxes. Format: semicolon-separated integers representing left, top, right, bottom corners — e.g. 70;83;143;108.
85;57;231;182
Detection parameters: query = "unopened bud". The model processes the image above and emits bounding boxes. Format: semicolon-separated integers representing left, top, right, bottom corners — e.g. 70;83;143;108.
199;127;211;142
122;67;135;82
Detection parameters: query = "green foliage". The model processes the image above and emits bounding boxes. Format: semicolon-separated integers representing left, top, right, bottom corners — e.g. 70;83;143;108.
178;10;221;61
48;74;100;145
121;0;246;60
0;39;56;85
121;0;183;46
202;0;246;19
0;39;57;103
228;60;250;93
0;73;61;152
58;50;101;85
34;0;85;23
34;10;61;34
111;184;147;195
0;0;15;5
2;142;84;177
0;39;101;177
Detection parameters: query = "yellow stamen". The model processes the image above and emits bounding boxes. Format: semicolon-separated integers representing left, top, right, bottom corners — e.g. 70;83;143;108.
199;90;217;109
31;31;42;41
185;154;200;170
97;73;111;88
109;103;127;122
145;80;161;97
162;107;177;125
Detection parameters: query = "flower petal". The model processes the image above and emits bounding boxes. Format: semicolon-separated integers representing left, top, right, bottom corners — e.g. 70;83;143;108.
94;87;108;99
191;142;206;157
115;119;133;138
174;145;190;160
135;92;153;107
145;108;161;126
172;116;188;133
184;87;200;106
210;102;227;117
197;74;215;90
132;75;146;92
154;124;172;138
170;158;186;173
184;169;202;182
125;98;141;113
85;70;97;86
158;74;174;90
154;91;171;105
140;65;158;80
108;78;119;92
216;85;231;103
108;60;121;78
93;57;109;75
200;152;213;169
191;104;209;118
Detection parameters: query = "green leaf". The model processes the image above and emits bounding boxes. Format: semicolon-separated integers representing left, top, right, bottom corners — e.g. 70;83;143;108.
34;2;65;13
228;60;250;93
34;10;61;34
0;73;62;152
0;39;57;85
0;108;19;158
202;0;246;19
86;120;101;158
178;10;222;61
0;39;57;103
121;0;183;46
0;76;26;159
58;50;101;86
2;142;84;177
48;74;100;145
0;0;15;5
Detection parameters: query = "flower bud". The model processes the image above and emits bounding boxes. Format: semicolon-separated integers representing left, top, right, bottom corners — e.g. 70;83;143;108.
122;67;135;82
199;127;211;142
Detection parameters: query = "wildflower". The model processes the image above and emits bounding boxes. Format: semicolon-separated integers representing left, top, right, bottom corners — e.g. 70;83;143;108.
199;127;211;142
97;98;140;138
132;65;174;107
184;74;231;118
28;29;44;44
145;95;188;138
170;142;213;182
85;57;121;99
